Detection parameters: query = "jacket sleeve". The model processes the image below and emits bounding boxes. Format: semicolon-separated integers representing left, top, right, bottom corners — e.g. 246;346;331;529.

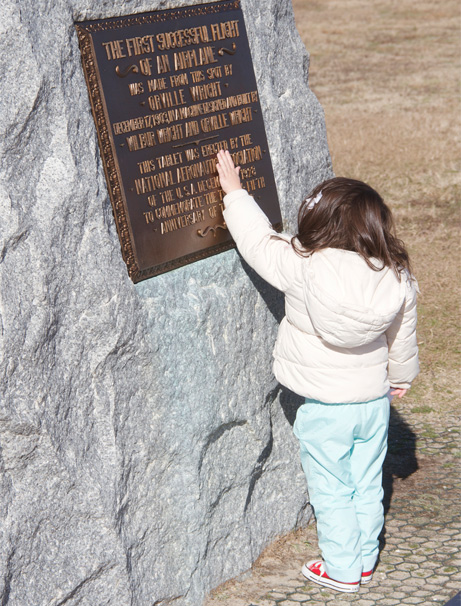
222;189;299;292
385;278;419;389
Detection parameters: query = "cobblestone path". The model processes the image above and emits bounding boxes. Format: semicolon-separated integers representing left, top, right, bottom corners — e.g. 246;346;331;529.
205;403;460;606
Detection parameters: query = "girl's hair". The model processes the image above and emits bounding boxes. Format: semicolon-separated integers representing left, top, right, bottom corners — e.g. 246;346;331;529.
292;177;412;277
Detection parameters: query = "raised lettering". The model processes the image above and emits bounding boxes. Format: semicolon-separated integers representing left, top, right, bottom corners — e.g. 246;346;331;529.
126;131;156;152
139;58;153;76
125;35;155;57
138;159;156;175
200;140;228;157
245;176;266;192
157;54;171;74
208;205;218;218
156;26;210;51
156;152;183;169
240;165;257;180
113;117;145;135
239;133;253;146
203;190;224;205
159;189;174;204
170;73;189;87
189;81;222;101
184;121;200;137
229;107;253;126
200;113;229;133
156;124;184;144
160;210;206;235
176;158;216;183
102;39;126;60
147;77;167;92
207;66;223;79
231;145;263;166
184;147;200;161
210;20;240;41
148;90;186;111
134;171;175;194
128;82;144;96
173;46;217;71
143;210;155;224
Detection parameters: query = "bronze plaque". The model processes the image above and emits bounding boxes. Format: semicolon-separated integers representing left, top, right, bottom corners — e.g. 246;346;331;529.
76;0;282;282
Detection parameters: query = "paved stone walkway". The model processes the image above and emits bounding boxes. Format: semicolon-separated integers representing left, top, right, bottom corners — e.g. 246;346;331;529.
205;403;460;606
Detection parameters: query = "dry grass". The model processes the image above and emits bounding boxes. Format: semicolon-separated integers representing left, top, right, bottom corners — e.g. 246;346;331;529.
293;0;461;413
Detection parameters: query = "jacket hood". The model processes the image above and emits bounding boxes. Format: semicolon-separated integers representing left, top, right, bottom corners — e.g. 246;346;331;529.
303;249;406;348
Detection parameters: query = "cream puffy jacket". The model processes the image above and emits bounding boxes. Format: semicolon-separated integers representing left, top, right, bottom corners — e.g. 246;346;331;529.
223;189;419;403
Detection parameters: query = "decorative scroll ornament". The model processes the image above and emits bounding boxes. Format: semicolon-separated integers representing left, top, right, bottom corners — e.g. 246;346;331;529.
218;43;237;56
172;135;219;149
197;224;228;238
115;64;139;77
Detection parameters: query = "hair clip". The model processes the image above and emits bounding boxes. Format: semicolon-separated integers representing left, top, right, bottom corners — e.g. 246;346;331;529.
305;191;323;210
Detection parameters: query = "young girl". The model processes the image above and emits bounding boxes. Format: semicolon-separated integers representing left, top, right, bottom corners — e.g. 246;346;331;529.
216;149;419;593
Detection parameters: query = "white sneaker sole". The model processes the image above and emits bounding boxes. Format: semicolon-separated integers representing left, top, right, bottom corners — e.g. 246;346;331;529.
302;563;360;593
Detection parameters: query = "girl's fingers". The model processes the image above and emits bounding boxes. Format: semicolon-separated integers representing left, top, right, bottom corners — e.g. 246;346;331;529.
224;150;234;167
390;388;407;398
218;149;238;174
218;149;234;171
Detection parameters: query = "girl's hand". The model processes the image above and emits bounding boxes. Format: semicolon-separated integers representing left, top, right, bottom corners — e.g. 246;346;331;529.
216;149;242;195
390;388;407;398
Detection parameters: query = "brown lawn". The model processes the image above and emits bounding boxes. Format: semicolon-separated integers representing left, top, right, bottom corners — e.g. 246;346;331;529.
293;0;461;413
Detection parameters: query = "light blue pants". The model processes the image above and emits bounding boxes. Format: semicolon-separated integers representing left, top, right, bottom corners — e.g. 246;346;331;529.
293;395;390;583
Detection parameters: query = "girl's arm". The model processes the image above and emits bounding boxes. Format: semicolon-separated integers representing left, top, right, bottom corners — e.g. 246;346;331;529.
216;150;299;293
386;278;419;390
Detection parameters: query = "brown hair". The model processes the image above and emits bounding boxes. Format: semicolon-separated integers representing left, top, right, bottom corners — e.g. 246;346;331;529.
292;177;412;277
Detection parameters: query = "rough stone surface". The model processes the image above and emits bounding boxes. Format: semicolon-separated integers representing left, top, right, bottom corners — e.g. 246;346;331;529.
0;1;331;605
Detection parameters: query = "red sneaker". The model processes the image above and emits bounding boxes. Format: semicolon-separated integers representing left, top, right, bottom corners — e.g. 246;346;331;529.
302;560;360;593
361;570;373;584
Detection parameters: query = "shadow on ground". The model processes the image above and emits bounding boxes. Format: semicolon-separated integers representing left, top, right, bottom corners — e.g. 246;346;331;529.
383;404;419;512
379;404;419;553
